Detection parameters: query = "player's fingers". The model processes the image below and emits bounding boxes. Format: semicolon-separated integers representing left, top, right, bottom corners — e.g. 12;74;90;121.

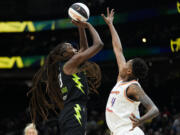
101;14;106;19
129;117;135;122
71;21;78;26
107;7;110;16
131;113;136;118
72;20;78;24
129;124;136;131
71;21;76;25
129;127;134;131
129;116;138;122
111;9;115;17
76;18;81;22
110;9;114;16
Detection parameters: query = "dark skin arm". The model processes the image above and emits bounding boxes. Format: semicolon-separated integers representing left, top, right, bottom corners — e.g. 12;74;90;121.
63;21;104;75
102;8;126;82
72;20;89;52
127;84;159;131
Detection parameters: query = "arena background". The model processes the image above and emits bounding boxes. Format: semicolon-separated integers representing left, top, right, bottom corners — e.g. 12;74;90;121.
0;0;180;134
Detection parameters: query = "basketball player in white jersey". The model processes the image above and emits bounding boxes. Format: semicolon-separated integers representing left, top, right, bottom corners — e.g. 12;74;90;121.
101;8;159;135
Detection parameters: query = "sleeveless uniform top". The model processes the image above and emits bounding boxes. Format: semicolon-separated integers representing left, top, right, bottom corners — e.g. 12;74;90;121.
58;62;89;134
105;80;142;133
58;62;89;106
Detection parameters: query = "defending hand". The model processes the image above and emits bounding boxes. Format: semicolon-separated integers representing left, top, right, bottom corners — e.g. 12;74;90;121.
101;7;115;25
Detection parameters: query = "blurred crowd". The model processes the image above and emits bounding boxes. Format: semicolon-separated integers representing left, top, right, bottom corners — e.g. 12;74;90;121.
0;105;180;135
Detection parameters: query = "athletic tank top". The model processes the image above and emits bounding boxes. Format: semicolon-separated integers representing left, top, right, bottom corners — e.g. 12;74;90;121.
105;80;141;132
58;62;89;106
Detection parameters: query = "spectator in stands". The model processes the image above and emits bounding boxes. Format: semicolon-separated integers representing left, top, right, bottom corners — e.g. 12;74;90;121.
24;123;38;135
173;114;180;135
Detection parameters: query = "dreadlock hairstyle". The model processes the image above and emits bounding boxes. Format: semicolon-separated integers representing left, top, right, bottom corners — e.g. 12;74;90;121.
27;42;102;123
131;58;149;80
80;61;102;94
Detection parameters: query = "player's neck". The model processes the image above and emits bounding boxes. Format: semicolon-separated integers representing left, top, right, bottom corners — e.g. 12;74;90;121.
122;76;137;82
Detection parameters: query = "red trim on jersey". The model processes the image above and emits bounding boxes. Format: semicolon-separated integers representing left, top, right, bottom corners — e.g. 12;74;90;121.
111;91;120;94
106;108;113;112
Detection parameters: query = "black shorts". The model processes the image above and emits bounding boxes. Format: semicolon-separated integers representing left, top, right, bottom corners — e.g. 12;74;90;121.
58;103;87;135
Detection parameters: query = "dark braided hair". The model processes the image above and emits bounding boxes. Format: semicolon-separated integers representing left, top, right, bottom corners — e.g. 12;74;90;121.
80;61;102;94
27;42;101;123
131;58;149;80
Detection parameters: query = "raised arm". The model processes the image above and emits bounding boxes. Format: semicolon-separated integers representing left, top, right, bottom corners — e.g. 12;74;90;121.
127;84;159;130
102;8;126;81
63;22;104;75
72;20;89;52
79;27;88;52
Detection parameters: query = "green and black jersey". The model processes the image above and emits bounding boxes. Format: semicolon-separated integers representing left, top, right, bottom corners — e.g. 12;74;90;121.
58;62;89;134
58;62;89;105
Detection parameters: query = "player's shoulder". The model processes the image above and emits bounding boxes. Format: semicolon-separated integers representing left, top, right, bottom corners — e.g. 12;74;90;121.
127;83;144;95
119;79;140;86
128;83;141;89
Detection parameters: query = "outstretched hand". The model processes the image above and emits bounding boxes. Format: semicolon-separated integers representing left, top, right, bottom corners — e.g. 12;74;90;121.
101;7;115;25
129;113;141;131
71;20;89;28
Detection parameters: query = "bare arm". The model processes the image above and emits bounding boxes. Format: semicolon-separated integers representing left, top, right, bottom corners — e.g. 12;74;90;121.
78;27;88;52
127;84;159;130
63;22;104;75
72;20;89;52
108;24;126;81
102;8;126;81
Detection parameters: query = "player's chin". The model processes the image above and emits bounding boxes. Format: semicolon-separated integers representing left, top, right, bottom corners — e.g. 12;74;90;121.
73;49;78;54
71;51;77;56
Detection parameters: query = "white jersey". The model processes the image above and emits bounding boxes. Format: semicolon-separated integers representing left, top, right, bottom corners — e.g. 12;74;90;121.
105;80;144;135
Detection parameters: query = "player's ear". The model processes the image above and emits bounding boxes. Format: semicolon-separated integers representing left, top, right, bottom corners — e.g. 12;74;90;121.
62;51;70;57
127;60;133;75
127;68;132;75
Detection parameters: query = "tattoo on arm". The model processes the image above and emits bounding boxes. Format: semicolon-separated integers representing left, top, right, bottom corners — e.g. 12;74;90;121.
135;87;154;109
131;85;159;123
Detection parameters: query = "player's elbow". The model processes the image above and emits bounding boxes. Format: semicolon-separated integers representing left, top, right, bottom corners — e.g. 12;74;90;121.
97;41;104;47
100;42;104;48
153;106;160;117
94;41;104;49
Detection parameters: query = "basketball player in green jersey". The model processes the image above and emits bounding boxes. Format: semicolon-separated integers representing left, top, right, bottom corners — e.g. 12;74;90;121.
28;20;103;135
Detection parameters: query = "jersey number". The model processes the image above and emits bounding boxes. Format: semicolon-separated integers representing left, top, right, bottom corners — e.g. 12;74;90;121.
58;73;63;88
111;97;116;107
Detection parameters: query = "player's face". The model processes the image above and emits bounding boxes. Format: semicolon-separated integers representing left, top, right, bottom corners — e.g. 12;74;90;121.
64;43;77;53
126;59;133;75
64;43;78;56
26;129;37;135
127;60;133;68
120;60;133;78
